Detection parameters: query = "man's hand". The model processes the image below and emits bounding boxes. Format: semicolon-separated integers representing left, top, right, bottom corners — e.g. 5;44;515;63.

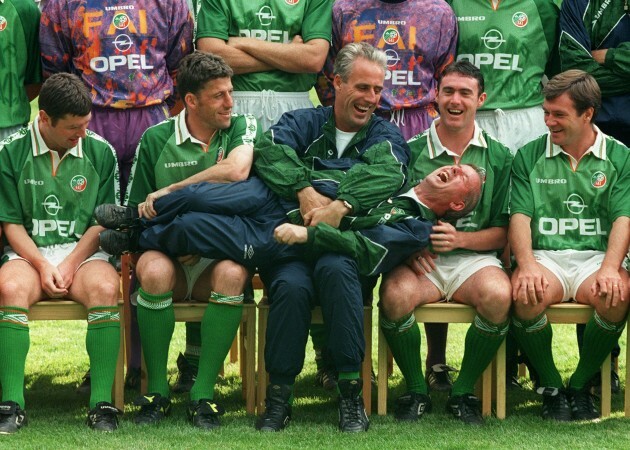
140;186;172;219
303;200;349;228
177;254;201;266
38;262;68;298
430;221;461;253
592;49;608;64
591;266;626;308
57;260;78;290
512;264;548;306
296;186;333;221
405;248;437;276
274;223;308;245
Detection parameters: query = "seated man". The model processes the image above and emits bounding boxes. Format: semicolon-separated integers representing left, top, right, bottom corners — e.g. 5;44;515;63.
121;51;259;429
0;73;121;433
97;164;483;279
378;61;513;425
510;70;629;421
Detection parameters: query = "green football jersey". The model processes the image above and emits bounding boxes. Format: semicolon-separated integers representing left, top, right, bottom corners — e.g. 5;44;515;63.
0;0;42;129
196;0;332;92
510;131;630;251
125;111;260;207
0;118;119;247
448;0;558;110
407;120;513;256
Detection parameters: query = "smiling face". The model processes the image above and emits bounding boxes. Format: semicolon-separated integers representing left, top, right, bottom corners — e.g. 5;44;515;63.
543;92;595;152
415;164;483;218
333;57;385;132
38;111;91;152
186;77;234;133
436;73;486;134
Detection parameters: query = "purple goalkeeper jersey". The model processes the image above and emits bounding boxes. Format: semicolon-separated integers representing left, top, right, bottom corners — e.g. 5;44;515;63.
40;0;193;109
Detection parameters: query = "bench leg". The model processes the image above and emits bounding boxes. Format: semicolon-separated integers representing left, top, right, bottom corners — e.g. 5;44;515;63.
601;353;611;418
377;326;389;416
495;339;506;419
362;308;372;415
113;304;125;410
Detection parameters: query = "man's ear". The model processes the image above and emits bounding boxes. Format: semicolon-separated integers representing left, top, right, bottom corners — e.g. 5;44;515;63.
184;92;197;110
39;110;50;125
333;74;343;91
449;200;466;212
477;92;487;109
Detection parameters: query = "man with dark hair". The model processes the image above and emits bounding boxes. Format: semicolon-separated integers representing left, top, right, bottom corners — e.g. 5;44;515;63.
510;69;630;421
379;60;513;425
0;73;121;433
121;51;260;429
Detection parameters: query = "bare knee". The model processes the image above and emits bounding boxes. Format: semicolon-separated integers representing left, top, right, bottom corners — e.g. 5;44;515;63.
0;279;30;307
136;253;176;293
474;280;512;323
379;273;420;321
212;260;249;295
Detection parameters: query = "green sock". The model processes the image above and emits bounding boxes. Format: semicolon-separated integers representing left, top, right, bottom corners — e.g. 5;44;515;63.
451;315;508;396
185;322;202;369
381;313;427;394
569;312;626;390
86;306;120;409
189;291;244;402
338;371;360;381
0;307;30;408
137;288;175;397
511;313;563;388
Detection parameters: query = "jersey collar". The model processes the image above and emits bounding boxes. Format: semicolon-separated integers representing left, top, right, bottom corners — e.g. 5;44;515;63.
30;116;82;158
426;119;487;159
175;109;218;147
398;188;438;222
546;125;607;161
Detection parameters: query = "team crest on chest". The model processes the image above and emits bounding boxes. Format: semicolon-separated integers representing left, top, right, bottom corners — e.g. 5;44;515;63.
216;148;225;163
512;12;528;28
591;171;606;189
70;175;88;192
112;12;130;30
285;0;299;5
0;16;7;31
382;28;400;45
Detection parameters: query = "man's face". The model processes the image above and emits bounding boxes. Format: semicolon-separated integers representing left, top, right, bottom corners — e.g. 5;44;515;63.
416;164;482;215
333;57;385;132
188;77;234;131
543;92;593;150
436;73;486;133
39;111;91;151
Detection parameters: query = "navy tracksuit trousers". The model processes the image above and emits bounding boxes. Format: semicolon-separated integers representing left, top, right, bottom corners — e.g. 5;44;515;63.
136;178;406;381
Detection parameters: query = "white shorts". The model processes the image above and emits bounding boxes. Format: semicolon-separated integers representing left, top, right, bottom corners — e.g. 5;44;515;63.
232;91;313;131
532;249;617;301
476;105;547;155
425;253;503;300
3;243;111;270
130;256;216;306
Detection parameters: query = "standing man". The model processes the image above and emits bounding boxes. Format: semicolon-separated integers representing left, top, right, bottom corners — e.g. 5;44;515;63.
449;0;559;153
0;73;121;433
379;61;513;424
195;0;332;131
39;0;194;199
123;51;259;429
510;70;629;421
316;0;457;141
0;0;41;141
559;0;630;146
253;42;409;433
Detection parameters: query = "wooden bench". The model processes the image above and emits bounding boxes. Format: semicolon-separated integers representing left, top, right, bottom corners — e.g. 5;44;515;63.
257;299;374;415
30;299;126;409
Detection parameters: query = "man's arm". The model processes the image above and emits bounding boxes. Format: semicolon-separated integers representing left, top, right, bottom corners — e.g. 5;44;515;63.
165;0;195;87
559;0;630;95
228;36;329;74
39;0;73;77
197;37;273;75
57;226;104;289
143;143;253;217
591;216;630;307
509;213;549;305
3;223;67;297
430;222;507;253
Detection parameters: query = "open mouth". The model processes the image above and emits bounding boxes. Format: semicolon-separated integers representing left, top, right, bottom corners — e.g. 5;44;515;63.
447;109;463;116
355;104;371;114
437;170;450;183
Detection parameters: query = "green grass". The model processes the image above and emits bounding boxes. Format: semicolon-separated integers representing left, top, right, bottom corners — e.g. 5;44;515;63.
3;300;629;449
